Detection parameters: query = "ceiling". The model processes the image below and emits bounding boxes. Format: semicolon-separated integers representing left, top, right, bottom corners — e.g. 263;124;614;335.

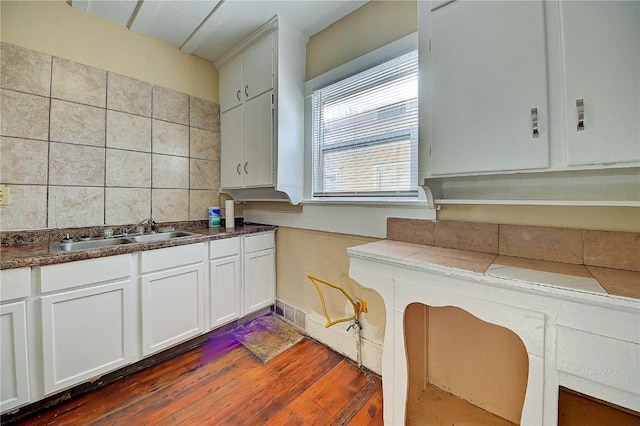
69;0;369;64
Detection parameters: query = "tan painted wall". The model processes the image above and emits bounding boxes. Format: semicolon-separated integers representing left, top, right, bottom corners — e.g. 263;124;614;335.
275;227;383;336
306;0;417;80
0;0;218;103
439;205;640;233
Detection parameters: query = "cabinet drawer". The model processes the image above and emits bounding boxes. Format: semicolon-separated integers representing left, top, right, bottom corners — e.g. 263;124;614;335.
40;255;131;293
0;268;31;301
209;237;241;259
140;243;203;274
244;232;275;254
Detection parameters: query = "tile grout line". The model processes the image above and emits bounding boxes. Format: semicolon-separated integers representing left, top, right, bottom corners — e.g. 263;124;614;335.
46;55;54;230
104;72;109;227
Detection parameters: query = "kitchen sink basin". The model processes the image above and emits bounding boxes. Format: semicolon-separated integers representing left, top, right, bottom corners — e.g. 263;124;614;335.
127;231;199;243
52;237;133;252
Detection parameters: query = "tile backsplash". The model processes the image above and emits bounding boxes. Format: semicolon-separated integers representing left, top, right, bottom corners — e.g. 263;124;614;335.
0;43;221;231
387;218;640;272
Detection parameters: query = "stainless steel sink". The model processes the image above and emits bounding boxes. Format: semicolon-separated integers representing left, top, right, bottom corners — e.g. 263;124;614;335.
50;231;200;253
52;237;133;252
127;231;199;243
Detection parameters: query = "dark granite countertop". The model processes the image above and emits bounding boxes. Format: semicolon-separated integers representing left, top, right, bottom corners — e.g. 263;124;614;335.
0;225;277;270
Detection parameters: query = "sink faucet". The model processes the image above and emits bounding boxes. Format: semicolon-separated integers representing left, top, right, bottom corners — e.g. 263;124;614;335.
123;217;158;235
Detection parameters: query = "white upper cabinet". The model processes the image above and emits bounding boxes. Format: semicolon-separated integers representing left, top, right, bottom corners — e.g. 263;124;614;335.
216;16;306;204
219;33;274;113
243;34;275;102
219;56;244;113
242;91;274;187
220;105;244;188
220;90;274;189
561;1;640;166
427;0;549;176
421;0;640;180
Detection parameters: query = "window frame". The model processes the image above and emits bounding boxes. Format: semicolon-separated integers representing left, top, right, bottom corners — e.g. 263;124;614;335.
303;33;426;204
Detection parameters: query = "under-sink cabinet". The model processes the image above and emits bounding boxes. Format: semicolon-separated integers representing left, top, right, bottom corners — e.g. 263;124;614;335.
140;244;205;356
38;255;133;395
209;237;242;329
0;268;31;412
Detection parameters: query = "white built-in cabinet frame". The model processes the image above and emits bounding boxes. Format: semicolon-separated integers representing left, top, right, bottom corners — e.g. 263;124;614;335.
0;231;276;414
348;246;640;426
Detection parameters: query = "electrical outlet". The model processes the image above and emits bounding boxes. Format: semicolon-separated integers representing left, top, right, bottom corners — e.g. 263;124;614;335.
0;186;10;206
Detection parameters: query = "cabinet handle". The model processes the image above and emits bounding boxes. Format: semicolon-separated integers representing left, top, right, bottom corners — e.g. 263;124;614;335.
236;163;241;175
530;108;539;139
244;162;248;174
245;85;249;97
236;90;241;102
576;99;585;131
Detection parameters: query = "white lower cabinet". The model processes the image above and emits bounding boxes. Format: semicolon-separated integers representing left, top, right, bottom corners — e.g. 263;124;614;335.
39;255;133;395
243;232;276;315
140;244;205;356
1;301;30;412
1;232;276;414
209;237;242;329
0;267;31;413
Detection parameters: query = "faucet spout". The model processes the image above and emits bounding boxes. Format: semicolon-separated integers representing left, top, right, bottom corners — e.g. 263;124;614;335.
123;217;157;235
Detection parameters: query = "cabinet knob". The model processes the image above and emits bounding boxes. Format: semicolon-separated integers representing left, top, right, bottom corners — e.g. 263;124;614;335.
236;90;241;102
576;99;585;131
244;162;249;174
530;108;539;139
245;85;249;97
236;163;241;175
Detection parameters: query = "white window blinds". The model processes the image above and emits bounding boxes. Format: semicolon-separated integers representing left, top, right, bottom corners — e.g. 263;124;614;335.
312;49;419;198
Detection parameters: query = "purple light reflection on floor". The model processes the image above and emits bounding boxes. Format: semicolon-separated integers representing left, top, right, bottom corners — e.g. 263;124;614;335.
199;335;241;364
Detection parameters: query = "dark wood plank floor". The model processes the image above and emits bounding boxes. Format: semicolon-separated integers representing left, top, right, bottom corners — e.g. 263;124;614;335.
12;334;383;425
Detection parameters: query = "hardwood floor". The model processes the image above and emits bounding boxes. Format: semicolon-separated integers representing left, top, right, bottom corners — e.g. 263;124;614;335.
9;334;383;425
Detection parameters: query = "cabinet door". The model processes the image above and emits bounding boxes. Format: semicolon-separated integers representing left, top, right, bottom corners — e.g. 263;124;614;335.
243;32;275;102
243;248;275;315
1;301;30;413
427;0;549;175
219;56;243;113
562;1;640;166
243;91;274;187
141;264;204;356
209;255;242;329
41;281;132;395
220;106;244;189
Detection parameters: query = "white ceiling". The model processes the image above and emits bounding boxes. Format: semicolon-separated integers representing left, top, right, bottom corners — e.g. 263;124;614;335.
70;0;369;64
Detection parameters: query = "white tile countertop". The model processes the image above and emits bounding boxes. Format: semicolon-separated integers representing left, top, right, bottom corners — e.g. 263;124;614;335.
348;239;639;305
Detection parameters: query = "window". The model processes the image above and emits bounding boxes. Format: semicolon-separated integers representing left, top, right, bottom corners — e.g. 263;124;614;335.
311;50;419;199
